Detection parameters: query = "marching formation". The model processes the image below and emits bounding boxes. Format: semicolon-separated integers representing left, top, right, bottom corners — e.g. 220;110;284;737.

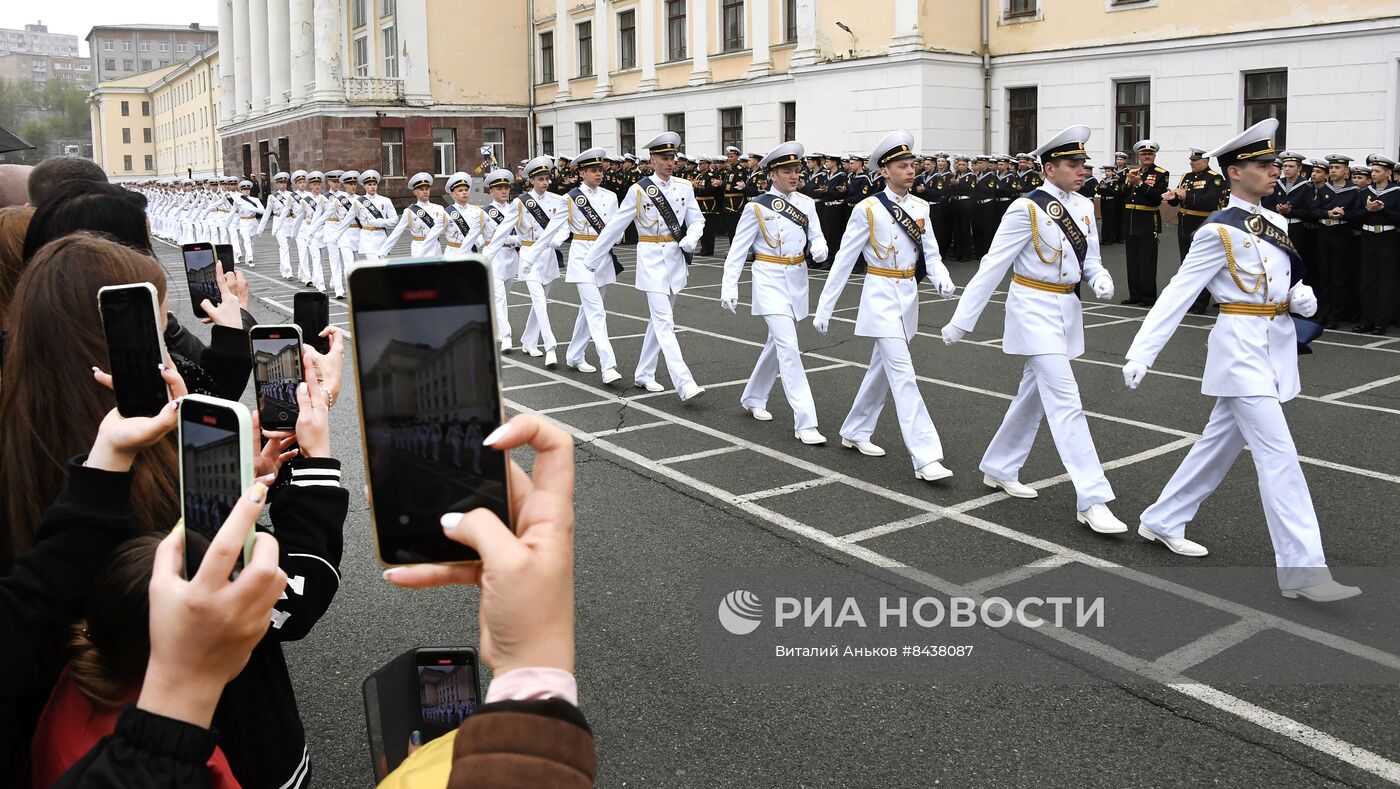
132;119;1371;603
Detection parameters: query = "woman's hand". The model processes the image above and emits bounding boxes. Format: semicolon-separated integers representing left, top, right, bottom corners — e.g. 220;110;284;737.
87;364;187;472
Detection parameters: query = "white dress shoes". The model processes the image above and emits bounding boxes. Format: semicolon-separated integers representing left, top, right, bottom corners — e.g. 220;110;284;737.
1137;524;1208;556
746;407;774;421
1077;504;1128;534
600;368;622;385
1280;580;1361;602
983;474;1038;499
543;350;558;369
795;428;827;445
636;380;665;393
841;438;886;457
914;461;953;482
569;360;597;373
679;385;706;402
499;339;512;354
523;346;543;357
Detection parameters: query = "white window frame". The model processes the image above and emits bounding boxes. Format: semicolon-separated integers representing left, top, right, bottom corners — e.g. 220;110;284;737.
1106;0;1157;10
617;8;637;69
382;0;397;16
121;40;132;51
720;0;746;53
353;34;369;77
999;0;1043;25
483;127;506;168
432;127;457;176
577;20;593;77
381;22;398;77
103;40;113;51
664;0;688;62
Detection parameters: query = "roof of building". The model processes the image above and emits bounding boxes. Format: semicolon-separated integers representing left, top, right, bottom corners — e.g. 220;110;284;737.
92;63;180;91
85;24;217;40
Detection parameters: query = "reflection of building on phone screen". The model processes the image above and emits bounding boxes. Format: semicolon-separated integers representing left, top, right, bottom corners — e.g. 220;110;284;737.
417;664;476;738
182;421;241;538
185;250;220;300
358;304;507;551
253;336;301;424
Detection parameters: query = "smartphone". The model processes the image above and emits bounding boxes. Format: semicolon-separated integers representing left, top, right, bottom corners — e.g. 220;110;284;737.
348;256;510;566
294;291;331;354
250;324;304;431
180;241;220;319
215;242;237;273
178;395;255;579
362;646;481;781
97;283;169;417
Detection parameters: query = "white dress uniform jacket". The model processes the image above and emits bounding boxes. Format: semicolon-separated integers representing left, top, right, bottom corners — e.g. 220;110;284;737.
583;175;704;295
950;184;1107;358
355;193;398;255
480;200;517;279
527;183;620;286
721;188;827;320
442;202;488;258
1127;194;1302;401
484;190;565;283
382;199;448;257
814;188;950;340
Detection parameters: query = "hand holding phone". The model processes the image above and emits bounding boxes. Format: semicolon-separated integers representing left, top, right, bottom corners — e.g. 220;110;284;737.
86;364;186;473
98;283;171;417
362;647;481;781
180;242;219;320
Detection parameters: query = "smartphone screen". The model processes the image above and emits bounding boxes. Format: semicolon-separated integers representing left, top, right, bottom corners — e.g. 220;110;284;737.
294;291;331;354
181;242;220;319
98;284;169;417
415;648;481;742
179;397;251;578
215;243;237;273
251;325;303;431
350;258;507;565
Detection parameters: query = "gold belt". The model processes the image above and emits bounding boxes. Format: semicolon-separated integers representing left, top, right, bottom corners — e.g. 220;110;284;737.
1012;273;1076;294
446;241;462;248
572;233;599;241
754;253;804;265
1178;207;1212;217
638;234;675;243
521;240;536;246
866;265;915;280
328;217;340;222
412;235;426;241
1126;204;1160;212
1219;301;1290;317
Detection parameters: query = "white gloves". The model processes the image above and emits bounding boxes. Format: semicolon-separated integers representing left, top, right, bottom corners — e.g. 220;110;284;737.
930;275;956;299
940;324;965;346
720;297;738;314
812;317;829;335
1290;283;1318;318
504;235;520;248
1122;361;1148;390
583;258;601;274
810;245;829;264
679;237;697;254
1091;272;1114;301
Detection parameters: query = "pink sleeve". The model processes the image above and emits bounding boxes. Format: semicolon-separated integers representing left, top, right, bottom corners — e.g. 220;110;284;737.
483;667;579;707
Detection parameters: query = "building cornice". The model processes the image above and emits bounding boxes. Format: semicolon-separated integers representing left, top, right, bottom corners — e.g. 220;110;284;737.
218;103;531;136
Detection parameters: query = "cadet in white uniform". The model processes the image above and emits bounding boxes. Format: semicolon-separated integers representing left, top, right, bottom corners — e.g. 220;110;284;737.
285;170;312;281
1123;118;1359;603
484;157;566;368
257;172;295;277
721;141;829;444
329;170;361;297
442;171;488;259
299;171;329;290
583;132;707;401
480;169;519;353
231;179;263;266
812;130;957;483
382;172;448;258
943;125;1127;534
355;169;396;264
524;148;623;384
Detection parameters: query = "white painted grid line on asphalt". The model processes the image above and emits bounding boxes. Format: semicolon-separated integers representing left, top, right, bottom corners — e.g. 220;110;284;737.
588;421;669;438
1318;373;1400;402
961;555;1076;595
733;475;842;503
656;445;746;465
1152;619;1270;676
502;380;567;392
838;512;944;544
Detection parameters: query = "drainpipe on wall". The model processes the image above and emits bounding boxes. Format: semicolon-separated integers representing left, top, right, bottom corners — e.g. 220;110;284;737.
981;0;991;154
527;0;536;157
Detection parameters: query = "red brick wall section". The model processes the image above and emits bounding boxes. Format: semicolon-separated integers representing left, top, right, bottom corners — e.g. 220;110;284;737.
222;115;527;204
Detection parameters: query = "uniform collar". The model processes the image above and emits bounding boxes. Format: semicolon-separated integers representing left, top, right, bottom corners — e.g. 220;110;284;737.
768;187;797;198
1038;183;1073;202
1227;193;1261;214
882;187;910;203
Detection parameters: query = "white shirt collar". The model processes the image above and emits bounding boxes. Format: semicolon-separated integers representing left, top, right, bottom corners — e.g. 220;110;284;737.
768;187;796;198
882;187;909;203
1227;193;1261;214
1038;183;1072;203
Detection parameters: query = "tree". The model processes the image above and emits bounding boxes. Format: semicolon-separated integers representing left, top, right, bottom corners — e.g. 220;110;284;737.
0;77;92;165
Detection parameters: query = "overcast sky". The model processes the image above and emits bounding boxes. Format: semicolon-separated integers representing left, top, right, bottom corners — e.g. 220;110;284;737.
1;2;218;57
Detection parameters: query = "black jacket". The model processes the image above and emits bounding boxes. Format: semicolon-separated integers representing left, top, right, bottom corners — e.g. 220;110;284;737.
0;458;137;781
163;310;255;401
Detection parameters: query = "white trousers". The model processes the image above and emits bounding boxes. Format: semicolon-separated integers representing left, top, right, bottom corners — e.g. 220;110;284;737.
636;292;696;392
494;275;516;344
332;244;354;296
567;283;617;371
521;280;556;351
295;237;310;281
306;243;325;290
236;223;255;263
741;315;818;430
980;354;1114;511
276;235;293;276
840;338;943;469
1141;395;1330;589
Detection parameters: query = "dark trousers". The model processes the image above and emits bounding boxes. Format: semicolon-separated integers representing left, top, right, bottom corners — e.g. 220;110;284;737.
721;211;741;240
931;203;951;260
1126;233;1159;304
623;223;638;245
1178;217;1210;312
948;199;973;260
818;202;848;263
1101;199;1122;244
973;201;998;256
1319;226;1357;323
1359;230;1399;329
698;212;719;256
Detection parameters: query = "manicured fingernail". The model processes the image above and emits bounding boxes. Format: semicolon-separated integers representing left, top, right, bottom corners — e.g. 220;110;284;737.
157;363;166;371
250;482;268;503
382;568;403;580
440;513;462;531
91;366;99;373
410;730;422;746
482;424;510;446
299;382;308;395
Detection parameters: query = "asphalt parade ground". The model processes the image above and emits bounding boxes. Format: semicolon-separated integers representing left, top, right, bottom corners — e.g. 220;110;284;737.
153;228;1400;788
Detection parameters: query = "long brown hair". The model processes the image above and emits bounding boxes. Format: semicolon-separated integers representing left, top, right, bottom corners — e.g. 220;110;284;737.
67;532;163;708
0;204;34;323
0;233;178;572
